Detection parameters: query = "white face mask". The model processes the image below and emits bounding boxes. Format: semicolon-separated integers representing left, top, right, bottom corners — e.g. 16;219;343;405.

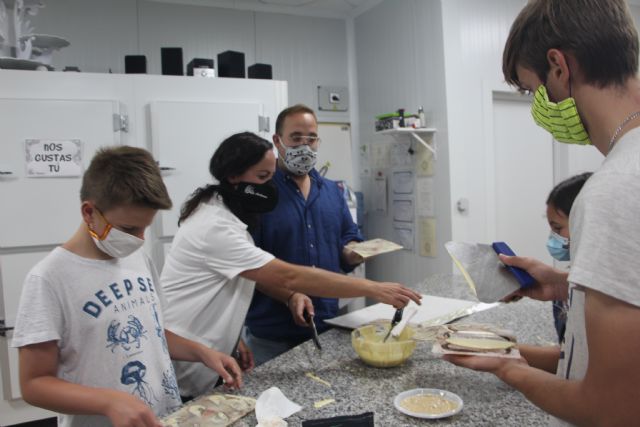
88;211;144;258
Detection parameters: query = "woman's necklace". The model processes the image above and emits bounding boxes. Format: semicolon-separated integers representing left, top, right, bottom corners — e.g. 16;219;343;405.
607;110;640;154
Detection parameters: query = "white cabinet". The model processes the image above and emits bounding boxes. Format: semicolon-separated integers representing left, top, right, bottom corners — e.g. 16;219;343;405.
0;70;287;426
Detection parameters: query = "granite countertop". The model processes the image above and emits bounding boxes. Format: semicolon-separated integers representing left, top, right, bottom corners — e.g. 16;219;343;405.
229;273;557;426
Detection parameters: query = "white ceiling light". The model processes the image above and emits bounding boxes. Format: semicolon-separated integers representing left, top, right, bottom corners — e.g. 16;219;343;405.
258;0;316;6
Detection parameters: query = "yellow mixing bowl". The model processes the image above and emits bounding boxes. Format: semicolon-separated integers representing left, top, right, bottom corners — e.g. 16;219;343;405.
351;324;416;368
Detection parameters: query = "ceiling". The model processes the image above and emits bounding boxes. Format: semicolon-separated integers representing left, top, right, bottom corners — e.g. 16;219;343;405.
146;0;384;19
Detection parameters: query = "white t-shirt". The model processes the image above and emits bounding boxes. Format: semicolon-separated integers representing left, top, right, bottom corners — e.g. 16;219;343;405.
161;197;275;397
551;128;640;426
12;247;182;427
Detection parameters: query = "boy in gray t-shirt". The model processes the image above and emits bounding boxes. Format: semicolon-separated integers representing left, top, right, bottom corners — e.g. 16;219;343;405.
12;146;242;427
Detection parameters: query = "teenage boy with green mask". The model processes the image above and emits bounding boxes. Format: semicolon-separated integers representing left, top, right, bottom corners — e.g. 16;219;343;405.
443;1;640;425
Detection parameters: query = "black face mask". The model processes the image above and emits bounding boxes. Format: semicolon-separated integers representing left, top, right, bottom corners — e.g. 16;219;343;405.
234;181;279;213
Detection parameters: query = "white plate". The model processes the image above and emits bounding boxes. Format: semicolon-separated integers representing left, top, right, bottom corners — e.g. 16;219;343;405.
19;34;70;50
394;388;463;419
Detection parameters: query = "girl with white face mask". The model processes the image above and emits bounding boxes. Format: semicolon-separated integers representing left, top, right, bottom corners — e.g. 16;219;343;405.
544;172;592;343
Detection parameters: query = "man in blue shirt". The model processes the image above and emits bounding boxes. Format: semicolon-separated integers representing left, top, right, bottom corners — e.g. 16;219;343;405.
244;104;364;365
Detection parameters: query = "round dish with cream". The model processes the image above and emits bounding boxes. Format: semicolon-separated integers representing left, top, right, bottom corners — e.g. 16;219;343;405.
394;388;463;419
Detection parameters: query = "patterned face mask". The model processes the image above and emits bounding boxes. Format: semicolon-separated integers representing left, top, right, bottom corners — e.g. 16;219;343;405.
531;85;592;145
281;143;317;176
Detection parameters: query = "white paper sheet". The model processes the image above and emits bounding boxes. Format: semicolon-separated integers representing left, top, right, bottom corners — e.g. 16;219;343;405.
373;173;387;212
392;170;414;194
416;177;434;216
392;199;414;222
393;224;414;251
390;140;413;167
324;295;483;329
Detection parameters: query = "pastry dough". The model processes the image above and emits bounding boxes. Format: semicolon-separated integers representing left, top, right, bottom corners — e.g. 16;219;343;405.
161;393;256;427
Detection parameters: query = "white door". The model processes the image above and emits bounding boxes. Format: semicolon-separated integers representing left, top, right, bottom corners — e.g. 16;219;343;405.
490;94;554;264
149;100;263;242
0;98;121;421
316;123;354;187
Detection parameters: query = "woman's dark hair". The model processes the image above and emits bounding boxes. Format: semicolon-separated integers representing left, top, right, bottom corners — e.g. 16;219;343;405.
546;172;592;216
178;132;273;227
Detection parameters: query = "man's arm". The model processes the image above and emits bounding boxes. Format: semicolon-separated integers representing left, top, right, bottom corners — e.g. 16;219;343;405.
19;341;160;427
255;282;314;326
241;258;421;308
447;289;640;426
164;330;243;389
342;241;364;268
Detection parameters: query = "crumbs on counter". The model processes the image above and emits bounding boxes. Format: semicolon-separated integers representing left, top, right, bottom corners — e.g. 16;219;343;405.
305;372;332;387
313;398;336;409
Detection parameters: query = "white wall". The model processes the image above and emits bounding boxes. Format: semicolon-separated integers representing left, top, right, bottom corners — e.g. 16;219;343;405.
442;0;640;246
441;0;527;244
29;0;350;122
354;0;452;286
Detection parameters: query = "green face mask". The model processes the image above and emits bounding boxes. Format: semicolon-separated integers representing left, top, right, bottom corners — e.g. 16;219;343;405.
531;85;592;145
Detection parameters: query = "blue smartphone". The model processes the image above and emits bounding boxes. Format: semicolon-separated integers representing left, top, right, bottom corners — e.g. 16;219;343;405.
492;242;536;288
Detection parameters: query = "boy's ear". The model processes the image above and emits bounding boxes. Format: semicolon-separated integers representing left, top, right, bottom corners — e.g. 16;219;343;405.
80;201;95;224
546;48;571;87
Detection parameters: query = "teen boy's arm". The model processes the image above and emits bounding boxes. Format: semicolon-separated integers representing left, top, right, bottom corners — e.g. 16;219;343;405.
164;330;243;388
20;341;162;427
445;289;640;426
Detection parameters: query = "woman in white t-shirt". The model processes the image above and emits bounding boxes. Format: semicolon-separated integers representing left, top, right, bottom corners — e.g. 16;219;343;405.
161;132;421;398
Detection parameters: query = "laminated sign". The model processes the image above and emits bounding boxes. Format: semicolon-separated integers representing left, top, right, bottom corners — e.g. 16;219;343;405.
25;139;83;177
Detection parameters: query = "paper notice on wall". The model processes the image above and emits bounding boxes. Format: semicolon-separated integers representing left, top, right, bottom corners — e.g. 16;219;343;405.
393;224;414;251
373;171;387;212
392;170;413;194
390;140;413;168
25;139;83;177
370;143;390;169
416;142;434;176
392;198;414;223
418;217;437;257
416;177;435;216
359;143;371;177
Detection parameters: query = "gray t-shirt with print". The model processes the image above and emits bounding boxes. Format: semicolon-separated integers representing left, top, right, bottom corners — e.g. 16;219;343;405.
12;247;182;427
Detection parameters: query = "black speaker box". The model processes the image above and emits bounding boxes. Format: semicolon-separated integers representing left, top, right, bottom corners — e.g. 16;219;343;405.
248;63;272;79
125;55;147;74
187;58;214;76
161;48;183;76
217;50;245;78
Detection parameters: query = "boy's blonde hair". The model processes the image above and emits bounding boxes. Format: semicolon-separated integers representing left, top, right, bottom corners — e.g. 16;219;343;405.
80;146;172;211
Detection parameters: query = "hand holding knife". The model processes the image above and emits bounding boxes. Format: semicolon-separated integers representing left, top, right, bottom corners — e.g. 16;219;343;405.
304;310;322;350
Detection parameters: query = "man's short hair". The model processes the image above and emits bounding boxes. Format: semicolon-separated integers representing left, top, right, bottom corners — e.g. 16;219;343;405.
503;0;639;90
275;104;317;135
80;146;172;211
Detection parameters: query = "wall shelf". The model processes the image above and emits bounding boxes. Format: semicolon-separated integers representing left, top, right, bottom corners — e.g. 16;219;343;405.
377;128;437;159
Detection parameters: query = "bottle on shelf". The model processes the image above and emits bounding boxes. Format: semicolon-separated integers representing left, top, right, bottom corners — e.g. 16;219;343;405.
418;106;426;128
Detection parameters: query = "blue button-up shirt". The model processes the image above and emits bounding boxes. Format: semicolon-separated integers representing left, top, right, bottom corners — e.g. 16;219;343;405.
245;168;362;341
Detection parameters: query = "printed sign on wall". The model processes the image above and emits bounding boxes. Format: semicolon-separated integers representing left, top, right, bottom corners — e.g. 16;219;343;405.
25;139;83;177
